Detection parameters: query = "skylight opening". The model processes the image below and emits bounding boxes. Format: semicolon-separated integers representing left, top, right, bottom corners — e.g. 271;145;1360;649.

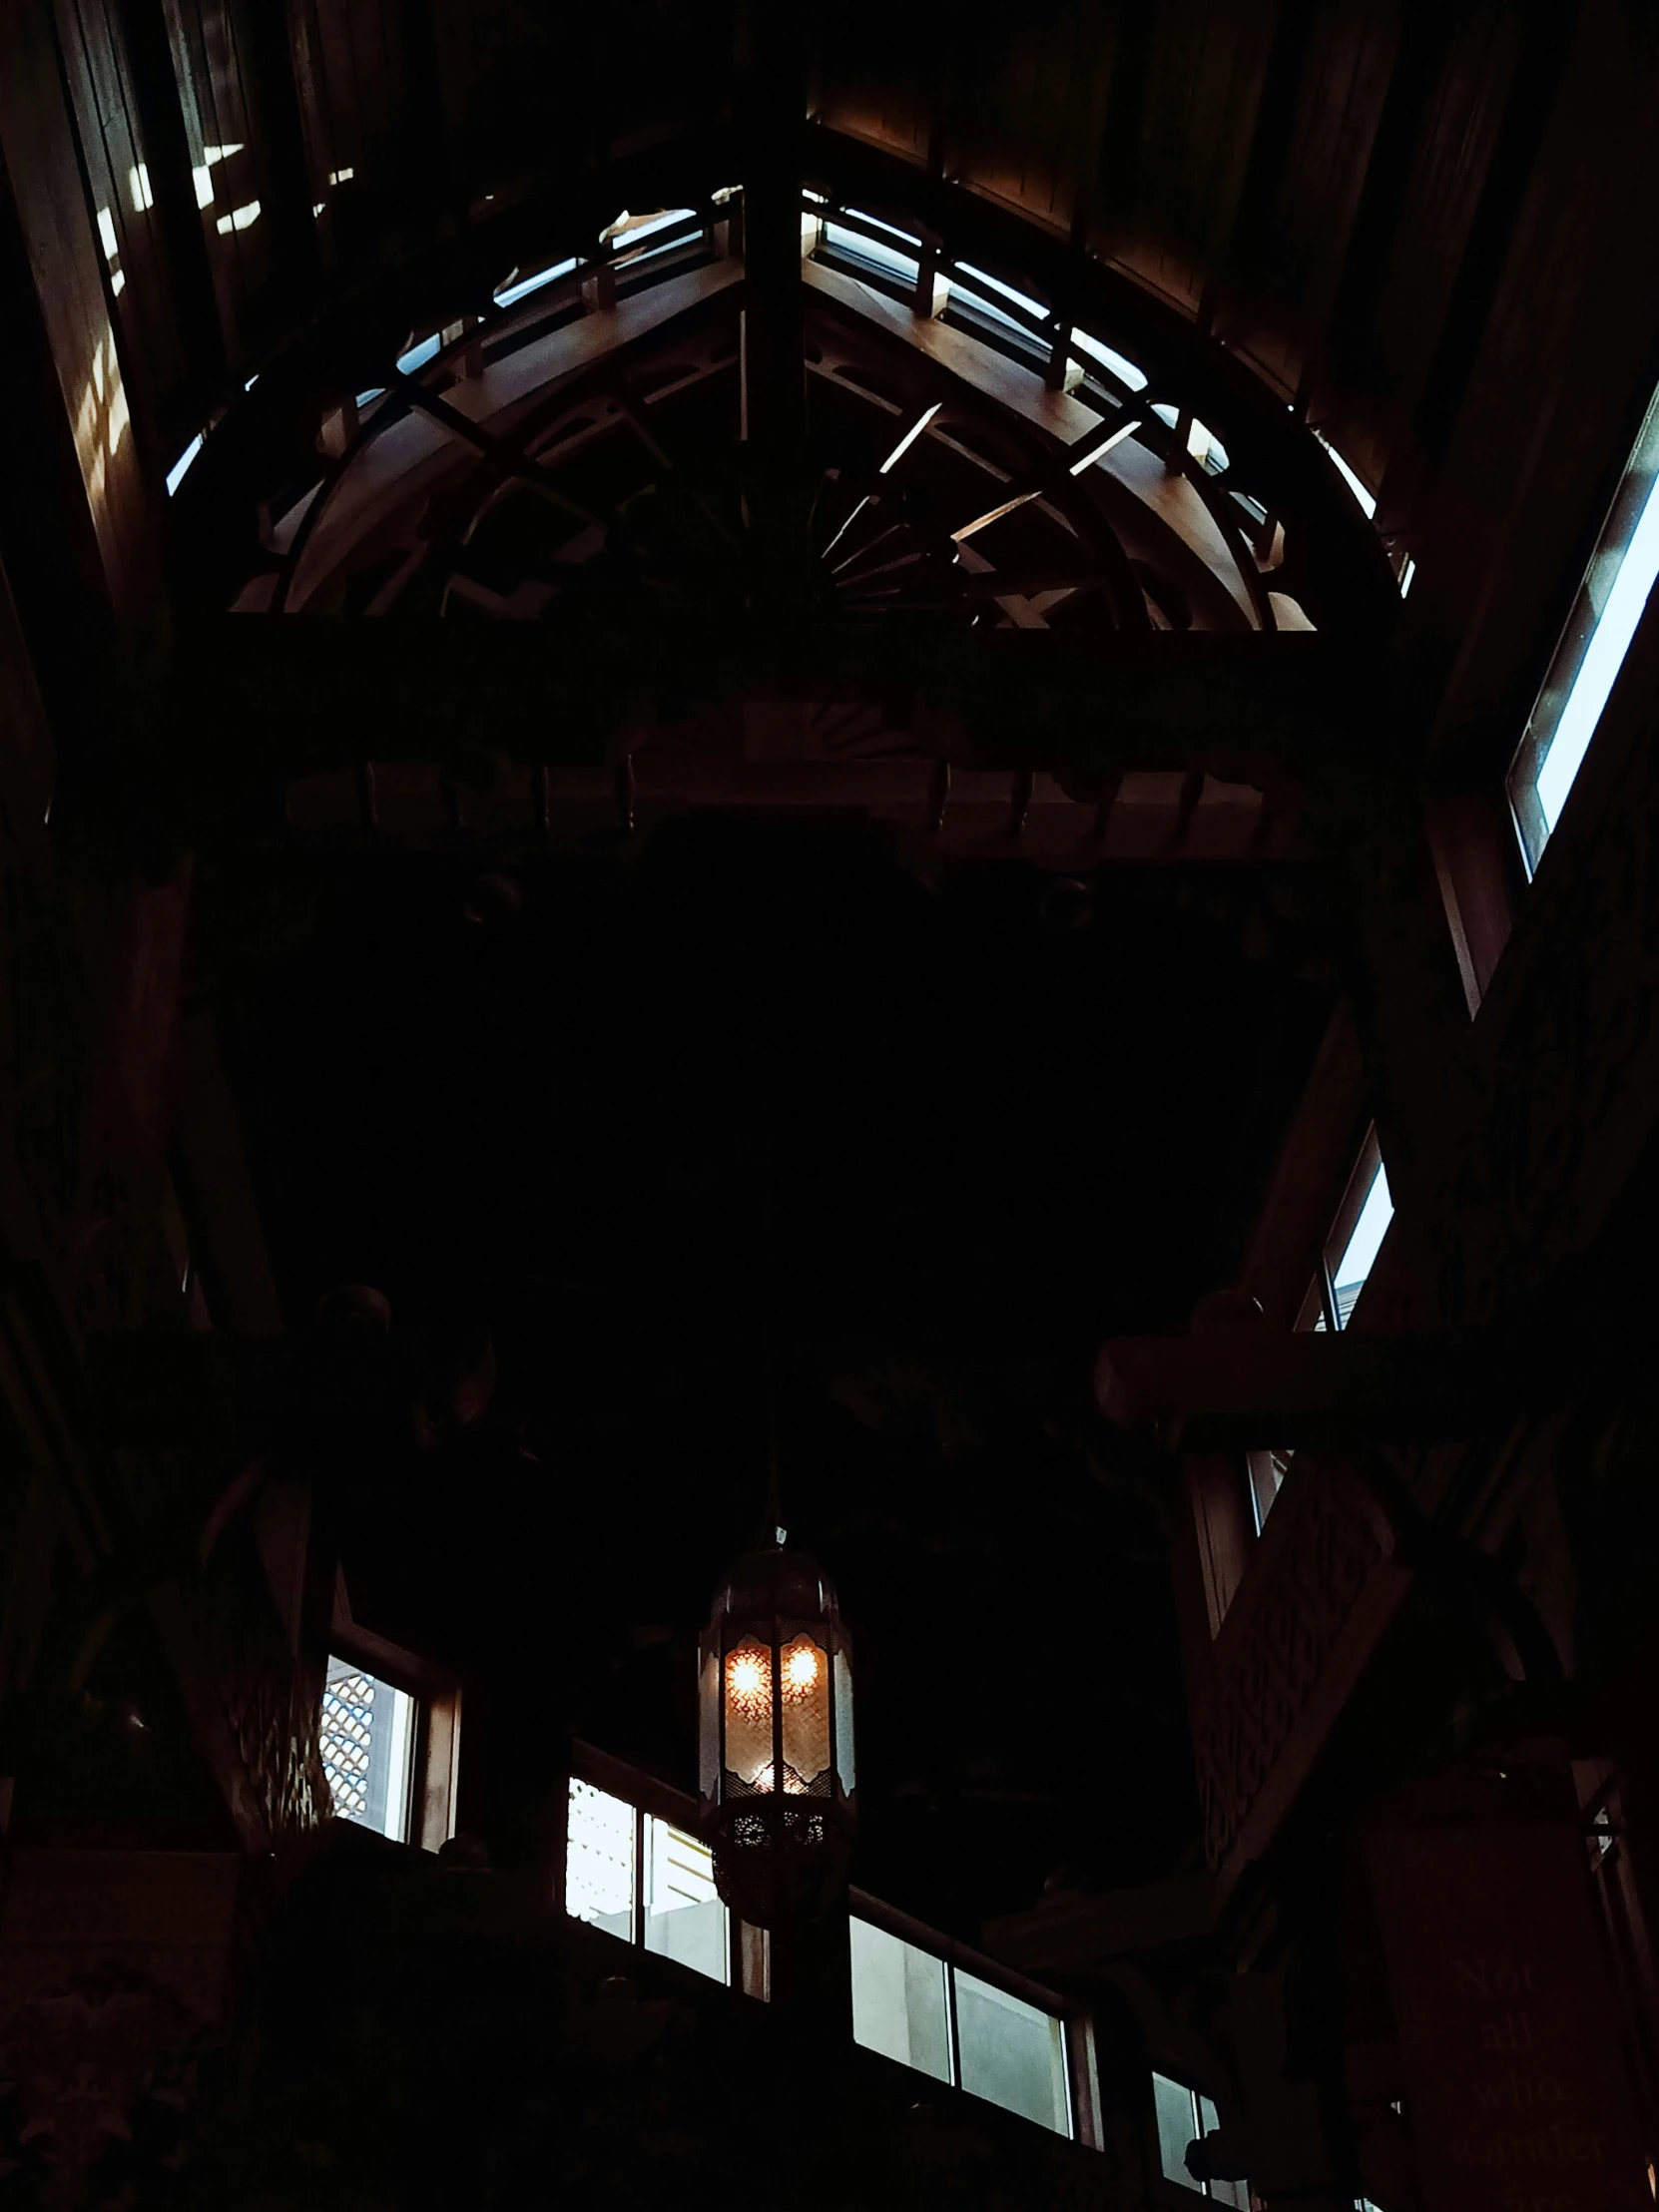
216;200;261;235
953;262;1048;329
166;432;204;496
192;166;214;209
494;255;581;308
1508;380;1659;874
397;332;443;376
1150;402;1229;475
1313;428;1378;520
329;166;355;185
202;142;243;165
129;164;153;212
946;280;1049;359
822;220;917;286
1072;328;1149;393
844;207;921;249
1325;1132;1392;1330
603;207;696;251
96;208;118;262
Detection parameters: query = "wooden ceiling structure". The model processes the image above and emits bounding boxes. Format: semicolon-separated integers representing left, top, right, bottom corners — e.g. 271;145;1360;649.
7;0;1650;815
6;0;1659;2013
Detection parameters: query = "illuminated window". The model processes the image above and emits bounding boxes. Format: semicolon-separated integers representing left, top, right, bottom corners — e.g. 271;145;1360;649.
1246;1448;1290;1534
956;1971;1070;2136
1152;403;1230;476
1152;2072;1248;2204
319;1656;415;1840
1508;382;1659;875
494;256;580;308
851;1911;1078;2138
643;1816;727;1981
1298;1126;1392;1333
1073;328;1148;392
166;432;205;496
1313;428;1377;520
566;1778;635;1936
564;1777;729;1983
850;1919;951;2082
397;333;442;375
821;211;919;288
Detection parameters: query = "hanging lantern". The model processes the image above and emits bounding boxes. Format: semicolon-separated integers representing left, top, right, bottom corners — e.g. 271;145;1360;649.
698;1532;855;1928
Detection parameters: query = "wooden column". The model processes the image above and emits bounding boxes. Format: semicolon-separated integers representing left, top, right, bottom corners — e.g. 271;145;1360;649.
113;0;227;425
736;0;812;614
232;0;319;322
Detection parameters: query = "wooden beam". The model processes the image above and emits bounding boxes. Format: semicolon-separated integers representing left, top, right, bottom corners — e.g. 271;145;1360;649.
737;0;810;611
1094;1325;1534;1450
113;0;227;422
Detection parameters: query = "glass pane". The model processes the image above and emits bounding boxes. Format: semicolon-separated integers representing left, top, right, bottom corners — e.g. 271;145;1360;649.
320;1656;415;1841
1531;469;1659;849
780;1636;830;1787
1329;1158;1392;1328
822;221;917;286
1247;1449;1288;1535
724;1637;774;1788
954;1969;1069;2136
1153;2072;1203;2192
644;1816;727;1983
849;1918;951;2083
566;1779;634;1939
833;1649;855;1794
1072;328;1148;391
698;1648;719;1800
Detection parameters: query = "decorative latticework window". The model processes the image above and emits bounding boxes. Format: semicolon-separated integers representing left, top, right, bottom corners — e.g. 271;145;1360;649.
320;1655;415;1840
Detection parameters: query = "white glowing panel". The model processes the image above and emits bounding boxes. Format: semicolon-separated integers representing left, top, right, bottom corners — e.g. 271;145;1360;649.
1330;1157;1392;1329
566;1779;634;1938
850;1918;950;2082
956;1970;1069;2136
643;1816;727;1982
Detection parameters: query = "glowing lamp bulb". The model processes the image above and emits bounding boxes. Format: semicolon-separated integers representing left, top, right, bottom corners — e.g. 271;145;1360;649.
784;1647;820;1691
730;1653;766;1699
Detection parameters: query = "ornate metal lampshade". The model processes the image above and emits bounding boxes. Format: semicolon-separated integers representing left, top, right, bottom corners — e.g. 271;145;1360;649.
698;1533;855;1928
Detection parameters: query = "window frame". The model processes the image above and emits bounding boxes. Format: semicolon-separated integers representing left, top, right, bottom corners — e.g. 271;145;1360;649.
563;1744;1101;2142
849;1886;1100;2147
1507;379;1659;878
565;1740;755;1994
1150;2068;1249;2203
1297;1124;1392;1335
328;1571;461;1850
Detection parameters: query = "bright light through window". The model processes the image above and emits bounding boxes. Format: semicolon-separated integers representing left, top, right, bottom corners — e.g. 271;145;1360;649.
823;219;917;285
1319;1130;1393;1331
494;256;580;308
566;1778;634;1937
166;432;204;496
319;1656;415;1841
954;261;1048;328
1072;328;1148;392
644;1816;727;1982
1509;385;1659;873
1313;429;1378;520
